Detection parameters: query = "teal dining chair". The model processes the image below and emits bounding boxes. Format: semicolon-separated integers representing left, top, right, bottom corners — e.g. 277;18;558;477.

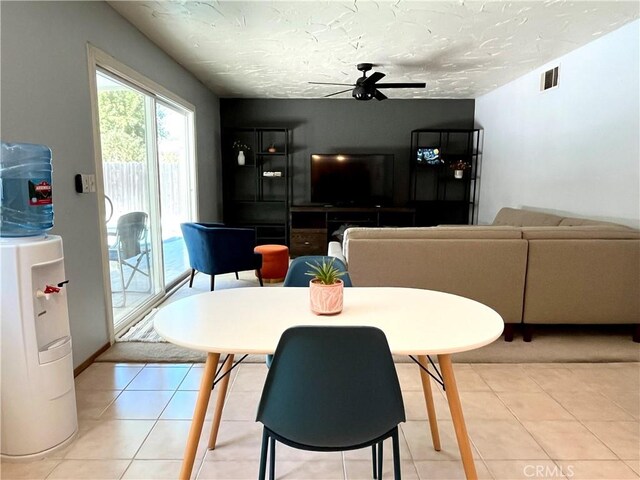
257;326;405;480
283;255;352;287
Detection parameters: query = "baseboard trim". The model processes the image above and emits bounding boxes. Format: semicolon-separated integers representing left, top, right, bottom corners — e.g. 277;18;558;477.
74;342;111;377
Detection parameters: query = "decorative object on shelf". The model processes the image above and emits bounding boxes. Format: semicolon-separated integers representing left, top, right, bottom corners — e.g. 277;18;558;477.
450;160;471;179
417;147;442;165
306;258;345;315
232;140;251;166
267;144;277;153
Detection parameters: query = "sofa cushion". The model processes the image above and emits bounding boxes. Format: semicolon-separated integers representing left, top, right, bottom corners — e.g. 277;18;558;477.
521;226;639;240
558;216;630;227
342;226;523;260
346;238;528;324
523;239;640;324
492;207;563;227
344;226;522;240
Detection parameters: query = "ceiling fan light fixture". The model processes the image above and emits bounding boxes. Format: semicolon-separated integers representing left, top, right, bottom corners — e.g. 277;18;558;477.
352;86;373;100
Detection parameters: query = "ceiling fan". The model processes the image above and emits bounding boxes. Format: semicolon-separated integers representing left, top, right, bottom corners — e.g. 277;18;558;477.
309;63;426;101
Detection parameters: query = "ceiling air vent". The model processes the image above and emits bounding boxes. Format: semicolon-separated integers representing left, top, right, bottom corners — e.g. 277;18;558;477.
541;66;559;91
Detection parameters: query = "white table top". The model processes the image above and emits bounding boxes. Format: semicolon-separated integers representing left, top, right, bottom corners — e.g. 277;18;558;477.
154;287;503;356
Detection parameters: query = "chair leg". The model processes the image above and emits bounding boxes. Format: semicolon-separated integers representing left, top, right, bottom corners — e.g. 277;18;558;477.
257;269;264;287
189;269;195;288
258;429;269;480
235;271;239;280
392;429;401;480
210;275;215;291
269;437;276;480
377;440;383;480
118;255;127;307
144;249;151;292
372;444;377;479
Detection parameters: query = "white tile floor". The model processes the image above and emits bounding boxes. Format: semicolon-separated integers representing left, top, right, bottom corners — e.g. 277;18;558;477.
1;362;638;480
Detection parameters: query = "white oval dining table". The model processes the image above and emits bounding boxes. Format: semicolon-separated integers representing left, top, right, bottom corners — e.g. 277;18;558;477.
154;287;504;480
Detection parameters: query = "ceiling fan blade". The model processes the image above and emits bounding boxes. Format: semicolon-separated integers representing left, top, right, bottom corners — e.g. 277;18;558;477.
361;71;385;86
309;82;355;86
374;90;388;101
375;82;427;89
324;88;353;98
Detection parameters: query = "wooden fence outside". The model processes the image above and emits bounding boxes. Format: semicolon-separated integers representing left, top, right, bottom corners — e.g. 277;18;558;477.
103;162;186;223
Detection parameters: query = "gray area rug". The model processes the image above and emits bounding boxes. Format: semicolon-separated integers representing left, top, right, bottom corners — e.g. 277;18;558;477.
99;271;639;364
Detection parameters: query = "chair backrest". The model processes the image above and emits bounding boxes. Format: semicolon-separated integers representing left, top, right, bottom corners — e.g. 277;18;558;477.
283;256;353;287
256;326;405;449
116;212;148;259
180;222;260;275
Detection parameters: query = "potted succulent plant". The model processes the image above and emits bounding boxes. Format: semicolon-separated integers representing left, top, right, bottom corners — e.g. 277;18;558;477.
232;140;251;166
450;159;471;179
306;258;346;315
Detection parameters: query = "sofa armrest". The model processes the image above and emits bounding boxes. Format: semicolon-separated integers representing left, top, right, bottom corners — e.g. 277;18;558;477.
327;241;346;266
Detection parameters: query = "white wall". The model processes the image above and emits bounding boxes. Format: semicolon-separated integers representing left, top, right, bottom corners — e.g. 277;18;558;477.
475;20;640;228
1;1;221;367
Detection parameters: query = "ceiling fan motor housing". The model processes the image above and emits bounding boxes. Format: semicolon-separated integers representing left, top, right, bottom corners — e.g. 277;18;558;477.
352;85;374;100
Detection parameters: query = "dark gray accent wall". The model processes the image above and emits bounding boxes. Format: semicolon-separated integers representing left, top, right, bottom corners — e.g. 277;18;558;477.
220;99;475;205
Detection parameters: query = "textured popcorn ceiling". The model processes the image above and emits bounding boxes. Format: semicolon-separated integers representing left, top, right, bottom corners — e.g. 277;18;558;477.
109;1;639;99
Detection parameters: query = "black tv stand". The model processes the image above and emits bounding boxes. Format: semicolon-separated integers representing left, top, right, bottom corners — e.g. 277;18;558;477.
289;206;416;257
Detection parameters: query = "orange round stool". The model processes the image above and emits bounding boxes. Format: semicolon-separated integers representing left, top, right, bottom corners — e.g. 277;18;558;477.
254;244;289;283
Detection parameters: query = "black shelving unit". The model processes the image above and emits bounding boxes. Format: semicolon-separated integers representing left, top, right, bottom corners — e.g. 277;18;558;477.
223;127;290;245
409;129;481;226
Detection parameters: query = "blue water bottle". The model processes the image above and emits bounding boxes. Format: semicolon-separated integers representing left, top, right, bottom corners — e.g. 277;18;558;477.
0;142;54;237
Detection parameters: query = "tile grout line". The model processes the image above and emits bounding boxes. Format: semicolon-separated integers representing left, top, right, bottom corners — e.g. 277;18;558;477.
524;365;627;462
119;363;190;477
579;420;634;463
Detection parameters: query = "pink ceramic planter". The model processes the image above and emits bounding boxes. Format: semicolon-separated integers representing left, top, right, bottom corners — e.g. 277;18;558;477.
309;279;344;315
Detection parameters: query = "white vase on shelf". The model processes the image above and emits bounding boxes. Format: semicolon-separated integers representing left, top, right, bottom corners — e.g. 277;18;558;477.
454;169;464;179
237;151;245;166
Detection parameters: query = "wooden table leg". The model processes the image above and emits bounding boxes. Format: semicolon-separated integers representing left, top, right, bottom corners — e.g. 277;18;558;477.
208;354;234;449
179;352;220;480
417;355;441;451
437;354;477;480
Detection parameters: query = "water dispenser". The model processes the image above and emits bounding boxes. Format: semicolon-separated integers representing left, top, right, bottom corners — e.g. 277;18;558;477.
1;141;77;460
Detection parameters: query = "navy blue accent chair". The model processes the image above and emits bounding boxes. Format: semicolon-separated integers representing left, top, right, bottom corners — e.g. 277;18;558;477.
257;326;406;480
283;256;352;287
180;222;263;291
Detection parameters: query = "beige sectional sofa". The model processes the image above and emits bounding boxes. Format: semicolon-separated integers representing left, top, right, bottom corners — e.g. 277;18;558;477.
330;208;640;341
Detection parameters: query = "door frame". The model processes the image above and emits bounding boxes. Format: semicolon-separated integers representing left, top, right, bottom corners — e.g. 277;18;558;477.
87;44;199;340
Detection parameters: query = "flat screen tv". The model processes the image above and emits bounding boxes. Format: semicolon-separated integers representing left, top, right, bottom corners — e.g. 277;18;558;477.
310;154;394;206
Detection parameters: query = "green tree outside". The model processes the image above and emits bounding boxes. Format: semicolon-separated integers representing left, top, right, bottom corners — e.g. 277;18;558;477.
98;89;171;163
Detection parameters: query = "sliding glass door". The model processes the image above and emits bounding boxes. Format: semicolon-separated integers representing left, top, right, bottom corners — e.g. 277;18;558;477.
95;69;196;333
156;102;194;287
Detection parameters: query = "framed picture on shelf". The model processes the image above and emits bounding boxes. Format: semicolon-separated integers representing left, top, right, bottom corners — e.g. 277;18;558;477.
416;147;443;165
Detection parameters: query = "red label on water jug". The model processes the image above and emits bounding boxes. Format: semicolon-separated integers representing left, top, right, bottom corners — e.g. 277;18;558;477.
28;180;52;206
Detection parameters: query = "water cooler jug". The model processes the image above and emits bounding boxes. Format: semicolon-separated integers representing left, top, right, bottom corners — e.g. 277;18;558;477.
1;142;78;460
